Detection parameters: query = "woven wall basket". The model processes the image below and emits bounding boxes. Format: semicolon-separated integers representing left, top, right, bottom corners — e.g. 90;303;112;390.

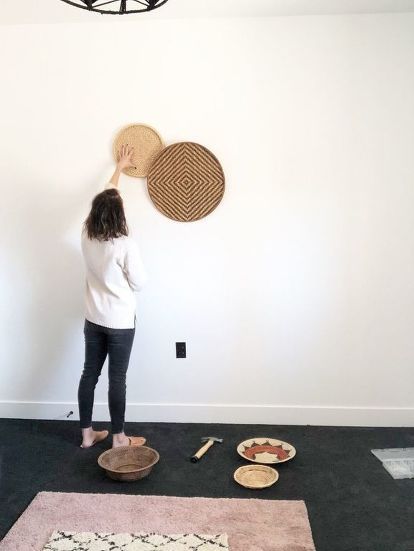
113;124;164;178
147;142;225;222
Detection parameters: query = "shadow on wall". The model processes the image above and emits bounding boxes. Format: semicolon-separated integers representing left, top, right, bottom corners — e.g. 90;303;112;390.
1;170;103;416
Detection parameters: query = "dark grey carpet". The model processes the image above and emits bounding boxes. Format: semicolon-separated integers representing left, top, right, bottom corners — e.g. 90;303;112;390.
0;419;413;550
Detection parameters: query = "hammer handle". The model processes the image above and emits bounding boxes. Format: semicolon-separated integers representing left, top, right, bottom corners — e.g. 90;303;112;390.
191;439;214;462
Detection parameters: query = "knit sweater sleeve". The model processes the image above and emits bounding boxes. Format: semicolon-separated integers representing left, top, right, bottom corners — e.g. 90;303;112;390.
120;238;148;292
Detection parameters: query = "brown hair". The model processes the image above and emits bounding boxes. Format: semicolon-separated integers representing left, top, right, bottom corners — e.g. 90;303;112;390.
84;188;128;241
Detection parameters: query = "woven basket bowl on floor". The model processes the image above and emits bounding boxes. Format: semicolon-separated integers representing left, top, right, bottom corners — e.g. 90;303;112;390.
234;465;279;489
98;446;160;482
237;437;296;465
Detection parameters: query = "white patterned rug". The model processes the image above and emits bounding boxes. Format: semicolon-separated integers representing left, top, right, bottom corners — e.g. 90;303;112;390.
43;531;229;551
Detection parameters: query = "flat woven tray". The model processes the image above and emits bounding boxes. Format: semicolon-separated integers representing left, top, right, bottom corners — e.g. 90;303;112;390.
147;142;225;222
234;465;279;489
113;124;164;178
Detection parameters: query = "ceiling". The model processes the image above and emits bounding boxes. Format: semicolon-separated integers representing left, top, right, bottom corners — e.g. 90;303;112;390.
2;0;414;25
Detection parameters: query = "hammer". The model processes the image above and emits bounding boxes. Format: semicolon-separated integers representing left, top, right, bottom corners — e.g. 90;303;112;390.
190;436;223;463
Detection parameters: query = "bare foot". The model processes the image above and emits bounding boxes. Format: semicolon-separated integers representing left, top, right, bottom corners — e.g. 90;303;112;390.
112;433;146;448
80;429;109;449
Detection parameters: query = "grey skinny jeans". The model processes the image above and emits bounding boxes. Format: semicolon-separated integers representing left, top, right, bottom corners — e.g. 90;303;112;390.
78;318;135;434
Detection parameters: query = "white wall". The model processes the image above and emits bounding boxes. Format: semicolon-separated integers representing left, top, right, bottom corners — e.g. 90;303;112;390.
1;13;413;426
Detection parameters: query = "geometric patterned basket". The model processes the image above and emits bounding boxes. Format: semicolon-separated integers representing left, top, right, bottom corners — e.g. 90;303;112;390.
147;142;225;222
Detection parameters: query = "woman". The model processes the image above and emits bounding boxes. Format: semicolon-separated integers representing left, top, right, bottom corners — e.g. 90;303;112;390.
78;145;148;449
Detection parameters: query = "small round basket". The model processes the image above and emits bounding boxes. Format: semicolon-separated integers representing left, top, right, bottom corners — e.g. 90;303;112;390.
98;446;159;482
234;464;279;490
113;124;164;178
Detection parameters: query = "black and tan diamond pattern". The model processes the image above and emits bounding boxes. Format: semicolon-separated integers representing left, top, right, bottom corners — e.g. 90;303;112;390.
43;531;229;550
147;142;225;222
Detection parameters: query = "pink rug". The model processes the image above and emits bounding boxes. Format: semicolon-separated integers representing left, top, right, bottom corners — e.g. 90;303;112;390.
0;492;315;551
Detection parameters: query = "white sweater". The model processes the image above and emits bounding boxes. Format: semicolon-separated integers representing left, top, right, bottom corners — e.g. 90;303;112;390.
81;183;148;329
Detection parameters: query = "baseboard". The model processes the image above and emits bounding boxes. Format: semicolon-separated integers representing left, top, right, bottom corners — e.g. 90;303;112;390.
0;400;413;427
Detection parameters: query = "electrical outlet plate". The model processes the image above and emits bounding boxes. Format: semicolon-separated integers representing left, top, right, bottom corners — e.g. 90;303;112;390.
176;342;186;358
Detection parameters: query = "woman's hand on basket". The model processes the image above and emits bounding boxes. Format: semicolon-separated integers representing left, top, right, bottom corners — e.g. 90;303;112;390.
117;144;136;171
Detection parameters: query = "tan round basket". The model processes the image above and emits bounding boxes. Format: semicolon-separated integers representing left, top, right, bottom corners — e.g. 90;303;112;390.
113;124;164;178
234;465;279;490
98;445;159;482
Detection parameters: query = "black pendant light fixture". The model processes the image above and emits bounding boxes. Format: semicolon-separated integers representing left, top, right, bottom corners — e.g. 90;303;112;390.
60;0;169;15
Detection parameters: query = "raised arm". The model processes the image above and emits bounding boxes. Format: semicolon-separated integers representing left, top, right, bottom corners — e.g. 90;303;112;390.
107;144;136;190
